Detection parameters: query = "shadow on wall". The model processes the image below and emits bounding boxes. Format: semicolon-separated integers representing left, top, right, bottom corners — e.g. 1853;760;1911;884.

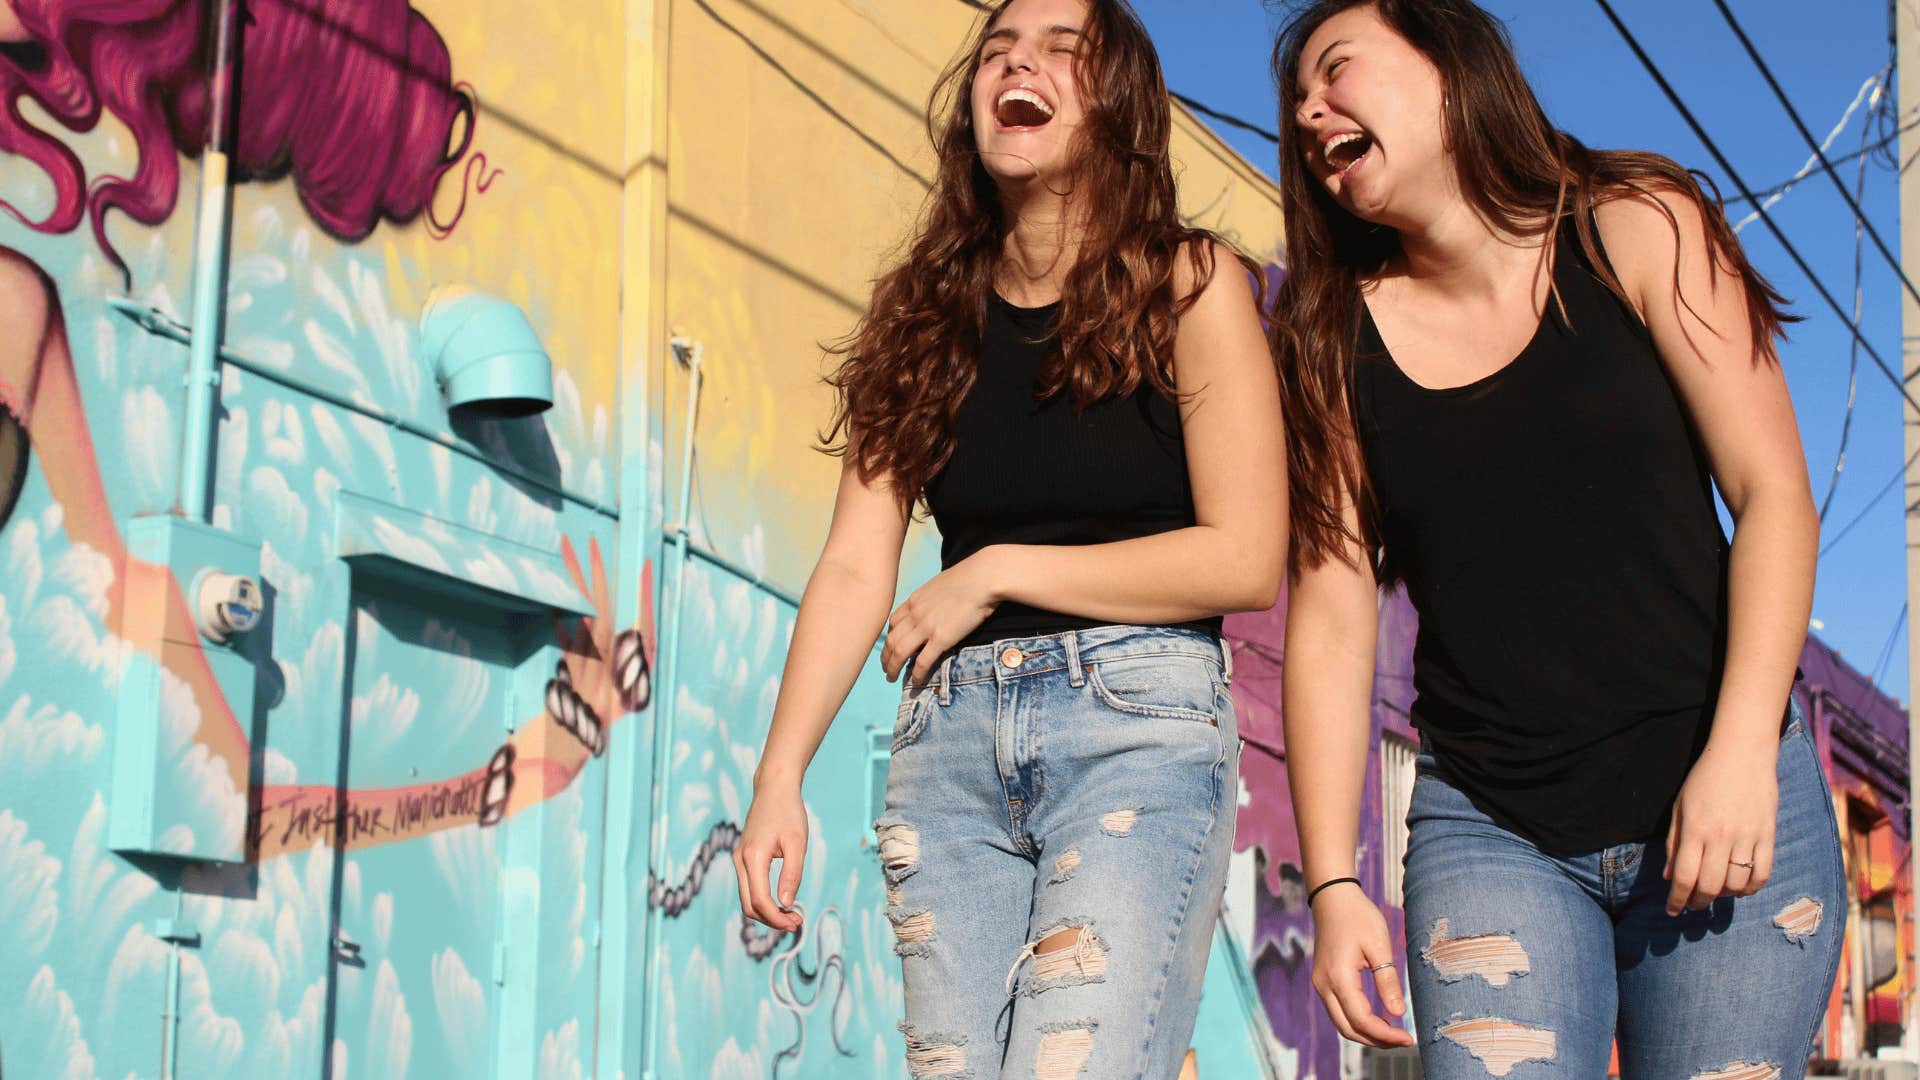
450;412;564;513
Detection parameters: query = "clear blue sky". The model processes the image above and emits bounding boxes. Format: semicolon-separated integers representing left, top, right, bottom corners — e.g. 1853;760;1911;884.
1135;0;1915;705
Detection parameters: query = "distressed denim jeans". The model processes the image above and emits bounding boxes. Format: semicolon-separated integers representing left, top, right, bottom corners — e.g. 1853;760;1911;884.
1402;700;1846;1079
874;624;1241;1080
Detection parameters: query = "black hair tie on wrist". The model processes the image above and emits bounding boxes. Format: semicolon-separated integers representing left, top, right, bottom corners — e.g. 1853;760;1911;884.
1307;876;1362;906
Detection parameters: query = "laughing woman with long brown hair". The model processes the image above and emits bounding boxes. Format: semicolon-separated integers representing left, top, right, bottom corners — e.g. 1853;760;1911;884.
733;0;1284;1076
1272;1;1844;1074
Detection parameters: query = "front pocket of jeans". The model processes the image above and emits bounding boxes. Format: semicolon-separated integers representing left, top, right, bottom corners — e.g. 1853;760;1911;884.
1085;656;1218;725
892;690;933;751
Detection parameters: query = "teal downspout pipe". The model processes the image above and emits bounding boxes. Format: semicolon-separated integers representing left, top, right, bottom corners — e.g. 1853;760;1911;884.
640;340;702;1080
161;936;179;1079
161;2;237;1072
178;0;240;523
159;891;187;1080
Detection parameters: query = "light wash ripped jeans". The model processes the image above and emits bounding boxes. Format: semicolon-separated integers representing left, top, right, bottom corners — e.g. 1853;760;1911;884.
874;624;1241;1080
1403;698;1846;1079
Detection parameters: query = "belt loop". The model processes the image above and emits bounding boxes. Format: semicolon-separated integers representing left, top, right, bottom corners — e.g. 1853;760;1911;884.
1220;635;1234;685
937;655;952;705
1065;631;1084;688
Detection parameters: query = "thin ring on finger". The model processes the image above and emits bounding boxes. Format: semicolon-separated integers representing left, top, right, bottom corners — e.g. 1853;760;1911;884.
1726;855;1758;895
1369;961;1394;973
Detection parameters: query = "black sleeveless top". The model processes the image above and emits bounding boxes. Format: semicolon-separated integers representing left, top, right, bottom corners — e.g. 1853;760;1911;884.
925;293;1221;650
1354;219;1731;853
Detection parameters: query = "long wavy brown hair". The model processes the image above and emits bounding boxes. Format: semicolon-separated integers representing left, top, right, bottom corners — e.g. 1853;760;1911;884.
1271;0;1797;580
820;0;1260;515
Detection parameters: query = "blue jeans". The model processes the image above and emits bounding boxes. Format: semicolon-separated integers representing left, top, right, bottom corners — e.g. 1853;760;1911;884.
875;625;1241;1080
1403;702;1846;1079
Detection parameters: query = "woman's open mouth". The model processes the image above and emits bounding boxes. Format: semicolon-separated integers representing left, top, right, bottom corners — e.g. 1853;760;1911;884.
996;87;1055;130
1323;130;1375;177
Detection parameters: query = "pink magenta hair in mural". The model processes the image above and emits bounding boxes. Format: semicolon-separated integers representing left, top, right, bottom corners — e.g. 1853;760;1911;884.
0;0;475;281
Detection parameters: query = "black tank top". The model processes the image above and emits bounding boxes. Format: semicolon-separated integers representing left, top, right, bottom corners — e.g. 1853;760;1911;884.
1354;218;1731;853
925;293;1221;650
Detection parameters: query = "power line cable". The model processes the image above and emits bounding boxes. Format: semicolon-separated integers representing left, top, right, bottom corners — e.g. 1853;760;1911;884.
693;0;931;188
1728;113;1920;207
1731;69;1889;230
1710;1;1920;318
1872;24;1904;172
1870;601;1907;687
1171;91;1279;144
1818;444;1920;560
1816;71;1885;523
1593;0;1920;417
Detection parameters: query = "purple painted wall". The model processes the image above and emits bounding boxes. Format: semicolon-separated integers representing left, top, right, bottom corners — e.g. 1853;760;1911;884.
1226;586;1420;1079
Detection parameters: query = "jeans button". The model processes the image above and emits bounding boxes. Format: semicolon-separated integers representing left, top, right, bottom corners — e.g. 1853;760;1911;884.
999;647;1024;668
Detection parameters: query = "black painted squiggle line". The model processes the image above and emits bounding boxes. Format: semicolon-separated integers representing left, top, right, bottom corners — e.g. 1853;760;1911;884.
545;659;605;756
742;917;787;960
648;820;739;914
648;819;860;1068
647;819;789;961
477;743;515;827
614;628;651;713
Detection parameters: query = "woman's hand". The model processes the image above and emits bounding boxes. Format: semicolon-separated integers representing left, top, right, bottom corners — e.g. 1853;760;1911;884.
1664;738;1778;915
734;781;808;933
1309;884;1414;1048
881;550;1003;684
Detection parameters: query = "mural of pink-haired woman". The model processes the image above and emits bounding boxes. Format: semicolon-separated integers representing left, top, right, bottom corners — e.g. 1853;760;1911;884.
0;0;567;861
0;0;476;285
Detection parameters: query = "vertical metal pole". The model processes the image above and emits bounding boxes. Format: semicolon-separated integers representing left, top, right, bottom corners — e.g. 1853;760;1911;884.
159;891;188;1080
640;341;702;1080
159;1;239;1068
179;0;240;522
161;940;179;1080
1897;0;1920;1057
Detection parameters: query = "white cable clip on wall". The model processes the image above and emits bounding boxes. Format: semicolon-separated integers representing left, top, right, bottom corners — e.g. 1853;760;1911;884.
192;569;262;643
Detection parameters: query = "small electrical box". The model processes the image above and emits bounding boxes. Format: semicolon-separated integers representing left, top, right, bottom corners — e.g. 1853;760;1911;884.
111;516;264;862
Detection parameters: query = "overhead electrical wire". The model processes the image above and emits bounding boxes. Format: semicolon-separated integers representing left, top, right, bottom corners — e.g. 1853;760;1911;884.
1816;70;1888;523
1728;115;1920;207
1171;91;1280;144
1818;445;1920;561
1732;68;1890;232
1871;602;1908;688
1593;0;1920;418
1710;0;1920;317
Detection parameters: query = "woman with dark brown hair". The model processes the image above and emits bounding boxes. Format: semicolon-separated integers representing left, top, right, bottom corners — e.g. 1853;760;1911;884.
1273;1;1843;1073
733;0;1285;1075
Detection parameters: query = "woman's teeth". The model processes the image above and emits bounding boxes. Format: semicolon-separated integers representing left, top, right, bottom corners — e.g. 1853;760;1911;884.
997;88;1055;127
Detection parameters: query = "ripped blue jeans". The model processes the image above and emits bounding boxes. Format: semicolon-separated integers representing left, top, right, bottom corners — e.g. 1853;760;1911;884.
874;625;1240;1080
1403;701;1846;1079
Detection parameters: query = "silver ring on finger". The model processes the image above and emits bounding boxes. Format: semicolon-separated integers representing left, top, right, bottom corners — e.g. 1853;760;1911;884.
1730;858;1755;869
1369;961;1394;972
